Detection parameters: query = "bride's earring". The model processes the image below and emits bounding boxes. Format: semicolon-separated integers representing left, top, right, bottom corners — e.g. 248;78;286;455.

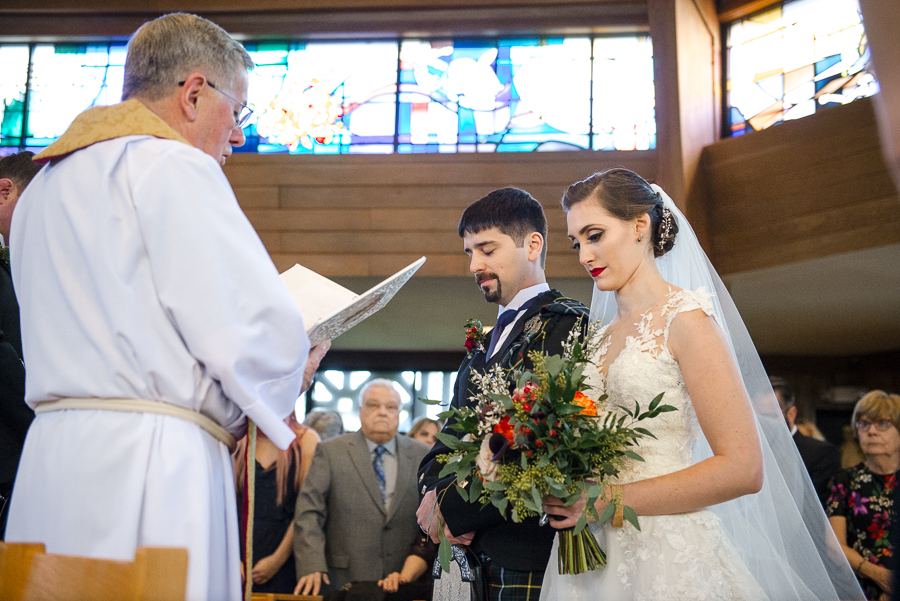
637;234;643;243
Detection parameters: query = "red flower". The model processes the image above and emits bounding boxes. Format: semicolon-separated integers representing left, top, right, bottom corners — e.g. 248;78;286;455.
526;450;533;457
536;440;543;447
465;338;476;352
494;415;515;441
550;429;557;437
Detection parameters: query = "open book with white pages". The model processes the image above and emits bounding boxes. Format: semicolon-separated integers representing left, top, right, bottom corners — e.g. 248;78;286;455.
280;256;426;347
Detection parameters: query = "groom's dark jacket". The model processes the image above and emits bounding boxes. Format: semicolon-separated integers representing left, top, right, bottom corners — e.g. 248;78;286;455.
418;289;589;572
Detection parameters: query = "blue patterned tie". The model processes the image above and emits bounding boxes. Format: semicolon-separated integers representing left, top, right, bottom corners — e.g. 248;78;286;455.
373;445;386;502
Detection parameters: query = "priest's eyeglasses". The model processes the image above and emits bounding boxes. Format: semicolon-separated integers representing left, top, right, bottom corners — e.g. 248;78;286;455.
855;420;893;432
178;80;254;128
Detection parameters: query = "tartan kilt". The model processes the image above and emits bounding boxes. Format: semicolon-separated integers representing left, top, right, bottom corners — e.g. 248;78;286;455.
484;561;544;601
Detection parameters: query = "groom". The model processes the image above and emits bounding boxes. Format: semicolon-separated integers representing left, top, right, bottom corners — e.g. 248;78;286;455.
417;188;588;600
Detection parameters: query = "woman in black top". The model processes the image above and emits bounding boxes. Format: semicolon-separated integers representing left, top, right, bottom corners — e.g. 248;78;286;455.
235;413;319;593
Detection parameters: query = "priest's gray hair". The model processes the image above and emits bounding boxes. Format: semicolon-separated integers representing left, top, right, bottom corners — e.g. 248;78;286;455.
123;12;253;101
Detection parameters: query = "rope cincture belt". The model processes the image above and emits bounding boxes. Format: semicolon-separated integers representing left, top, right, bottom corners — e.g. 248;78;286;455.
34;397;236;451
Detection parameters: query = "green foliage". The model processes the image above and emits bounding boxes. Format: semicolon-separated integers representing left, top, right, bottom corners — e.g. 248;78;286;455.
432;317;677;574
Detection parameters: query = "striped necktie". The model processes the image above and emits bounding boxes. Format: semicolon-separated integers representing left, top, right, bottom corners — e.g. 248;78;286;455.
373;445;386;502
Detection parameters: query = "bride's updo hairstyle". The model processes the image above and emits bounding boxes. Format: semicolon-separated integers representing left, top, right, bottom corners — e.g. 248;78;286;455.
561;167;678;258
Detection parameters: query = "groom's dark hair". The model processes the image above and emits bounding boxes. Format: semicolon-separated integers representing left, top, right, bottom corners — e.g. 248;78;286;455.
458;188;548;267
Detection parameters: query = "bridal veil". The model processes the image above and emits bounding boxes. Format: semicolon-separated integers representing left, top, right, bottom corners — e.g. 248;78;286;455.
588;185;864;600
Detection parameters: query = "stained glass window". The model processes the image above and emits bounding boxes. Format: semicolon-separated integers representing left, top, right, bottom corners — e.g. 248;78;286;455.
396;38;597;153
726;0;878;137
1;34;656;155
245;41;400;154
0;46;31;151
302;370;456;433
0;43;124;154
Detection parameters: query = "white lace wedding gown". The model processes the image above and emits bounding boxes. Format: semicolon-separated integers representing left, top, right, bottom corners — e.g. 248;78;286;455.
540;289;769;601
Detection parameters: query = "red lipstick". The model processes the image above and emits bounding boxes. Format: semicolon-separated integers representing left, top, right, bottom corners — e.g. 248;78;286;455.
590;267;605;277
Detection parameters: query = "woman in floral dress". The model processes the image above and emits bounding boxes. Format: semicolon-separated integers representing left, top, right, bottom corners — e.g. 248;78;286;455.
828;390;900;600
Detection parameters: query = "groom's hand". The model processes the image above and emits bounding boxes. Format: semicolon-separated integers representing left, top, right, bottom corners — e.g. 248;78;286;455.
294;571;329;596
417;489;475;545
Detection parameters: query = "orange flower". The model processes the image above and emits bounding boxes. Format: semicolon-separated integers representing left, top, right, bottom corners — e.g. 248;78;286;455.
573;391;597;416
494;415;516;441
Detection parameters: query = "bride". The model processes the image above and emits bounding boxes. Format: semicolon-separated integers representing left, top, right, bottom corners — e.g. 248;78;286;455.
540;168;864;601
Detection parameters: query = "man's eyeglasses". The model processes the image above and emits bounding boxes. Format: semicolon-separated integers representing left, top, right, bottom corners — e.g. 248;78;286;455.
855;420;893;433
178;79;254;128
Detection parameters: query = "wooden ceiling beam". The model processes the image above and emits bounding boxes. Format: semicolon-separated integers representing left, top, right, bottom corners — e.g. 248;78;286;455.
0;2;647;40
717;0;782;23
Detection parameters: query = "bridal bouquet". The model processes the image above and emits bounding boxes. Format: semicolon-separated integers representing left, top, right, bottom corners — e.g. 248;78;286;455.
427;320;675;575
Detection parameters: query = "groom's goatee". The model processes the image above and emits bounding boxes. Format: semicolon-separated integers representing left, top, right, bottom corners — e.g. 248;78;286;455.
476;273;501;303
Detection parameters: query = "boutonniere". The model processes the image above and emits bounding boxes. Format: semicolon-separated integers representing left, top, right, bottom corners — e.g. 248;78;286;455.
464;318;485;358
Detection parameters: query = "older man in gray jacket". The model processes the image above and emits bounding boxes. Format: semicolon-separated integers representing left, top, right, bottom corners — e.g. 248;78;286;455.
294;379;430;596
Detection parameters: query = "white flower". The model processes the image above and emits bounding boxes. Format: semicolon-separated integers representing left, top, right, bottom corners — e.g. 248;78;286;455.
475;437;500;482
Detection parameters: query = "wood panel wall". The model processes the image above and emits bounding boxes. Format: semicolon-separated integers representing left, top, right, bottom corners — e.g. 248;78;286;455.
701;97;900;275
650;0;720;250
225;151;657;278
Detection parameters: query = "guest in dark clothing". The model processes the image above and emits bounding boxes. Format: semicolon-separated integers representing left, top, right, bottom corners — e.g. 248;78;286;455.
827;390;900;600
234;414;320;593
771;376;842;506
0;151;41;539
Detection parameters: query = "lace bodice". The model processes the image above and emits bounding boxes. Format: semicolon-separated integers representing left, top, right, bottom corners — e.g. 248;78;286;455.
586;288;715;483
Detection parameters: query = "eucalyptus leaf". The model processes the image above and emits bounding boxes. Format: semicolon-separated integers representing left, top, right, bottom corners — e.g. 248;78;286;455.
634;427;657;439
518;372;531;388
456;484;469;502
419;397;443;406
438;537;451;573
457;469;472;485
623;506;641;531
469;476;483;501
544;356;565;378
599;501;616;524
574;514;588;535
436;433;462;450
439;462;459;478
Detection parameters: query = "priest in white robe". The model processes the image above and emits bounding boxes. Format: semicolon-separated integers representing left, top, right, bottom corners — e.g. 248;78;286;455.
4;13;324;601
